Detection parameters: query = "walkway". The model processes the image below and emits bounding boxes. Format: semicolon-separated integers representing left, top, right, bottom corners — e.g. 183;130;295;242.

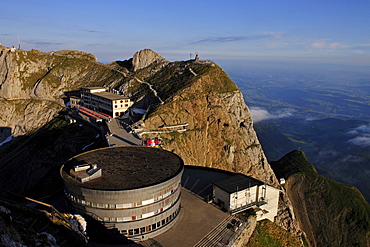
106;119;142;147
145;189;230;247
75;108;142;147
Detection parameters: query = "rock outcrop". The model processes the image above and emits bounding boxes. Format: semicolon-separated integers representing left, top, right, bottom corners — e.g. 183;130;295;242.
0;45;124;135
131;49;167;71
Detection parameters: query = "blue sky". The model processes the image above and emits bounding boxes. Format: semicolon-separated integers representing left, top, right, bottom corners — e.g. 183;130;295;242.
1;0;370;65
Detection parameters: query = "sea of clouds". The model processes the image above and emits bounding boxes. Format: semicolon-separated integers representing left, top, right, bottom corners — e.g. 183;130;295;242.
347;124;370;147
249;107;296;123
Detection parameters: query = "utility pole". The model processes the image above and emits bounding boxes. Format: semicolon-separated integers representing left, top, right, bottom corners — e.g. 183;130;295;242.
18;35;21;50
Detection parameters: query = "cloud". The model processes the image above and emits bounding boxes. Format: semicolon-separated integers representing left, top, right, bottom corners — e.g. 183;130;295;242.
24;40;64;46
347;135;370;147
305;40;349;50
250;107;295;123
191;32;284;44
346;124;370;147
354;50;365;54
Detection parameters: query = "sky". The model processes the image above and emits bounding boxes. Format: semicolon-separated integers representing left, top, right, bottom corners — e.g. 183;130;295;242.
1;0;370;65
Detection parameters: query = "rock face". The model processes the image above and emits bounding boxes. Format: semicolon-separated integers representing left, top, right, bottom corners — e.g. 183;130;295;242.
131;49;167;71
0;45;124;135
124;60;279;185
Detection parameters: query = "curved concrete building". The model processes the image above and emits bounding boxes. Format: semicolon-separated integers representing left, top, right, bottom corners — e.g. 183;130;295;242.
60;146;184;240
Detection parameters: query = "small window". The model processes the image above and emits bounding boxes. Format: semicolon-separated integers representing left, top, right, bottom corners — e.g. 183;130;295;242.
152;223;156;230
140;227;146;233
134;228;140;235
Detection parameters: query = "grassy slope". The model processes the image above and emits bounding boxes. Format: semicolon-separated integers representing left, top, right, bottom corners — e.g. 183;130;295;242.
271;150;370;247
246;219;302;247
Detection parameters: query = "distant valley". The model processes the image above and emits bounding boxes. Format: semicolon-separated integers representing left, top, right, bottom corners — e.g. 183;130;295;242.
219;60;370;202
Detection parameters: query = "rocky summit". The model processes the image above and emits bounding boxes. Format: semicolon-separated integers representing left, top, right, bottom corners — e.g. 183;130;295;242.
1;46;368;246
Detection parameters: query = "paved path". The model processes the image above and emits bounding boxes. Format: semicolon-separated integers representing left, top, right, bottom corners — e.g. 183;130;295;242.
147;189;229;247
106;119;142;147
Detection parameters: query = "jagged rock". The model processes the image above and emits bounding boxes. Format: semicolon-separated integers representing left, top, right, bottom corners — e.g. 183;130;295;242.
34;232;58;247
274;190;301;236
0;221;26;247
132;49;167;71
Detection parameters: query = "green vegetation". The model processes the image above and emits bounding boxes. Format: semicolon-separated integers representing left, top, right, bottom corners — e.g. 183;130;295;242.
246;220;302;247
270;150;370;247
144;61;238;102
14;49;121;93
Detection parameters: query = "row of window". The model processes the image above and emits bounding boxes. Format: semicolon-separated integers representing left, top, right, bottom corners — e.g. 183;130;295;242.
109;207;181;237
114;104;129;108
65;184;180;210
99;199;176;223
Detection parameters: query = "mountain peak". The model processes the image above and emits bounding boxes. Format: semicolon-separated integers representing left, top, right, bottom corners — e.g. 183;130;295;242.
132;49;167;71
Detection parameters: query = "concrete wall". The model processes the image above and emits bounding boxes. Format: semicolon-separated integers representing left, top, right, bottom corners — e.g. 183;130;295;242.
214;184;280;222
256;186;280;222
229;186;259;211
62;167;183;239
214;187;230;210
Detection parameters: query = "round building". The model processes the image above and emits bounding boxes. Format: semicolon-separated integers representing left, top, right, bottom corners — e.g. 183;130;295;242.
60;146;184;240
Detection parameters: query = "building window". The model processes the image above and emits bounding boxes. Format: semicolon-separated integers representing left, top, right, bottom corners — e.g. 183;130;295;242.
128;229;133;235
134;228;140;235
125;104;128;107
152;223;156;230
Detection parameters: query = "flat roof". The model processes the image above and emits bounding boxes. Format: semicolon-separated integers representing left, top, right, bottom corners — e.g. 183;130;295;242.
84;86;105;90
92;91;130;101
212;174;264;194
61;146;184;190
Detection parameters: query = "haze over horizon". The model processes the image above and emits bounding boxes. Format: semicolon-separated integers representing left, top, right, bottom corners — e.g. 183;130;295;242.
2;0;370;66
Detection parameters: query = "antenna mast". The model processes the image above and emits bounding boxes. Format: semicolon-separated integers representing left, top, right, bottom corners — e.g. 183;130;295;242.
18;35;21;50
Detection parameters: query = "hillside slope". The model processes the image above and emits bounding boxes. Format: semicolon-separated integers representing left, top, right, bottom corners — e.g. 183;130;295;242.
271;150;370;247
111;55;279;185
0;113;106;198
0;45;125;135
